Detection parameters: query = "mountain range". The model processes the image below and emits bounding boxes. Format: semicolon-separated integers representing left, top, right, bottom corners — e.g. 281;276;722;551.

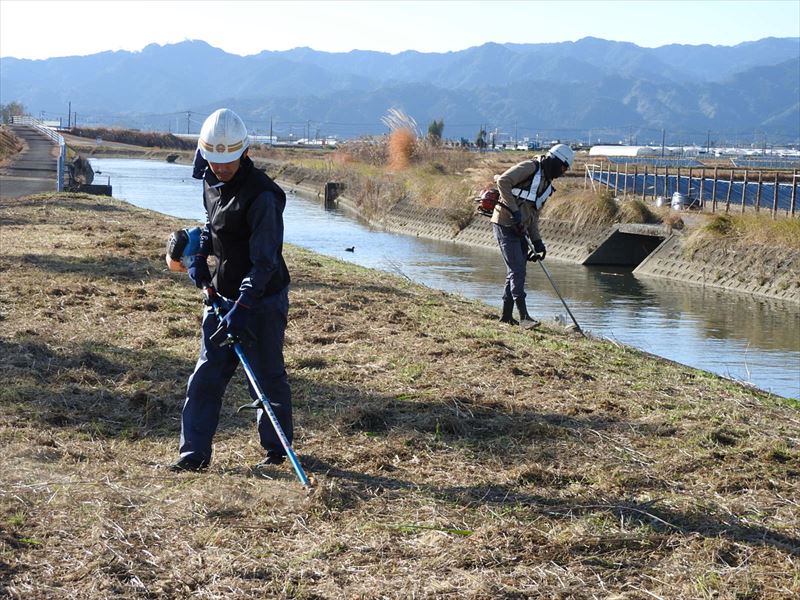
1;37;798;145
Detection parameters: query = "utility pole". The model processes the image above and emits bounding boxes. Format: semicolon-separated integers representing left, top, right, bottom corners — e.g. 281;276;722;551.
186;111;191;134
707;130;711;154
661;129;666;157
270;117;273;145
68;101;71;128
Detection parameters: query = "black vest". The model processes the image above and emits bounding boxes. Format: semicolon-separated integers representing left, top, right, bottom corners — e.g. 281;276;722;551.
203;159;290;299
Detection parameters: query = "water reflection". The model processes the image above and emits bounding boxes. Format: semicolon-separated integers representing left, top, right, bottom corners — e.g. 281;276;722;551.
90;158;800;399
637;277;800;351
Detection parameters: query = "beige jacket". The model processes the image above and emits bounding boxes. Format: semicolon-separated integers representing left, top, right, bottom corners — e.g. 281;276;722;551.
490;156;553;241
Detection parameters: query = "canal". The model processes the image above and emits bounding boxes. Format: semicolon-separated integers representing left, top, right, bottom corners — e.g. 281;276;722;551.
91;158;800;400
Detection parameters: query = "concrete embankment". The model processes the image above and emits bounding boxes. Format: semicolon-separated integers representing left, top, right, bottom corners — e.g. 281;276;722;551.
285;178;799;304
634;232;800;302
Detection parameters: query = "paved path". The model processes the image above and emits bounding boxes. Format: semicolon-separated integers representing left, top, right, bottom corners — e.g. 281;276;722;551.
0;125;59;199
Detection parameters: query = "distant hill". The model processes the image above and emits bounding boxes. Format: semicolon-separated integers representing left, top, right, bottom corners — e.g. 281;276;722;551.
1;37;798;145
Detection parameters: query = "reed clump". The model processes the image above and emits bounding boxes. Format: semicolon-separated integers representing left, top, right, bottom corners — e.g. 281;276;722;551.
544;187;618;228
543;184;662;230
387;128;416;171
689;213;800;251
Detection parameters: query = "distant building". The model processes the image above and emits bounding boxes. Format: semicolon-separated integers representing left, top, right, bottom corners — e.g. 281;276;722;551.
589;145;669;157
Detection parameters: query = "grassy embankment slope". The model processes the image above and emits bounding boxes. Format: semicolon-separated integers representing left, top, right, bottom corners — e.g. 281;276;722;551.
0;126;24;166
1;190;798;599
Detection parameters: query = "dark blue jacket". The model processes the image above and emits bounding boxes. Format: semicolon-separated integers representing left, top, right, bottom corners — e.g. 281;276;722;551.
198;156;290;301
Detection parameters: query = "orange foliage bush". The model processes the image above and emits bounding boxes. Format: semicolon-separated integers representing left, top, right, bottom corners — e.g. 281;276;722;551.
388;128;416;171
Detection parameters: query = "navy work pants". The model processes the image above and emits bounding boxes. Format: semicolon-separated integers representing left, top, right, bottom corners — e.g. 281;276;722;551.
178;287;292;465
493;223;529;303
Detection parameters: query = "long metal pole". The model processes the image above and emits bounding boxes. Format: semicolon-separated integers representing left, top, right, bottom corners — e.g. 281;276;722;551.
537;261;585;337
232;342;310;487
207;292;310;487
524;236;585;337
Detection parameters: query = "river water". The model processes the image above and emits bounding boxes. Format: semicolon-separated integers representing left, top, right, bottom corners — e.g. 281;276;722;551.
92;158;800;400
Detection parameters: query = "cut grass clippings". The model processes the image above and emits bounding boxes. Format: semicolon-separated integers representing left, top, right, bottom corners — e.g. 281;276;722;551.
1;192;798;599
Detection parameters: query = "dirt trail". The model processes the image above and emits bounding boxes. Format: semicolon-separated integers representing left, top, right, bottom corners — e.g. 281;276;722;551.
0;125;59;199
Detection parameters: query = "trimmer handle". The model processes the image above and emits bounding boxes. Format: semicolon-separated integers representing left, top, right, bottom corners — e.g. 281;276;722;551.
202;285;218;306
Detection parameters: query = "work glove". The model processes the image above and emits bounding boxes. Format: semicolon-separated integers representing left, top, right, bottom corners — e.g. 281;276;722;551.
526;248;539;262
187;255;211;289
532;239;547;261
222;298;250;337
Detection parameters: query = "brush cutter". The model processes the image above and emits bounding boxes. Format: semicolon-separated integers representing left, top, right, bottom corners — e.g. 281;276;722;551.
203;286;311;487
524;236;586;338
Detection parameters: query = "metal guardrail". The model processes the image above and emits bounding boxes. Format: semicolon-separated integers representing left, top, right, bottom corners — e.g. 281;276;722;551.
10;115;66;192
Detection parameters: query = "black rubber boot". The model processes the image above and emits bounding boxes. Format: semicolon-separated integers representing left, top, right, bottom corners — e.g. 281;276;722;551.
515;297;540;329
169;457;209;472
499;296;518;325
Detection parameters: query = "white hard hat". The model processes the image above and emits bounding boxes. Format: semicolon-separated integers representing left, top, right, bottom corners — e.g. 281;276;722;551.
547;143;574;169
198;108;249;163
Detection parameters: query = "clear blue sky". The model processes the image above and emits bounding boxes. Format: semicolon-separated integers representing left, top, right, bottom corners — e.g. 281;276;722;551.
1;0;798;59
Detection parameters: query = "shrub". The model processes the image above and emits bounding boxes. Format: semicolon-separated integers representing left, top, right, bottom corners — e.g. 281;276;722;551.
337;137;387;166
69;127;195;150
696;213;800;249
544;188;618;229
617;199;660;224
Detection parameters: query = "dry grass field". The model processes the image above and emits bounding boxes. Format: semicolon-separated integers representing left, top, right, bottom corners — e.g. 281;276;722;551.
1;192;798;599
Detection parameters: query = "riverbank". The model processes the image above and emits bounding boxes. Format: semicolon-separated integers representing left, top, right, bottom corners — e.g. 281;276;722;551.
1;191;798;598
62;136;800;303
276;163;800;304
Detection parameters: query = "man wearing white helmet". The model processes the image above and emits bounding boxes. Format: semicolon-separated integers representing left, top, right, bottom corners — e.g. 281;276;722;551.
491;143;573;328
171;108;293;472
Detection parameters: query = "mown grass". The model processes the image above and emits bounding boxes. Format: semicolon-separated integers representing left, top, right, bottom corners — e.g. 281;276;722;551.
1;192;798;599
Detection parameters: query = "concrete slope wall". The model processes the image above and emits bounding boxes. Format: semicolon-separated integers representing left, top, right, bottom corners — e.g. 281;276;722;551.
634;234;800;303
376;194;612;263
